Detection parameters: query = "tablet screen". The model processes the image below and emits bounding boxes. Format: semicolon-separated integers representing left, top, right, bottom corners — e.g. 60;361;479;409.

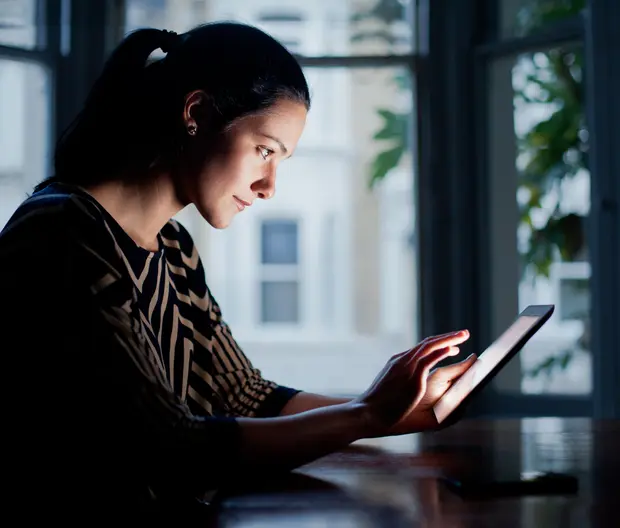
433;315;541;424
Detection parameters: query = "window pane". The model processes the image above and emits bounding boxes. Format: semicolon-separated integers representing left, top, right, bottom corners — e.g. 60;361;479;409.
261;220;298;265
558;276;588;321
261;281;299;323
513;45;591;395
499;0;584;39
0;0;37;48
124;0;415;56
0;59;50;230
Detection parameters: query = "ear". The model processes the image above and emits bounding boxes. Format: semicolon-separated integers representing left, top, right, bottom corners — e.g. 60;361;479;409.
182;89;210;130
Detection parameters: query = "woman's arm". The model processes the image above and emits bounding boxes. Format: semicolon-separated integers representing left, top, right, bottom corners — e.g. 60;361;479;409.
279;393;431;435
236;401;369;474
237;328;470;471
280;392;351;415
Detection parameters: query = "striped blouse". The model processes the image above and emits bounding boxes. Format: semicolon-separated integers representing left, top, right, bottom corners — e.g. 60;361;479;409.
0;183;299;512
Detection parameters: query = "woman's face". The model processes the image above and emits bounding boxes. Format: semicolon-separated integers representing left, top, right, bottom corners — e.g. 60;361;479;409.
183;97;307;229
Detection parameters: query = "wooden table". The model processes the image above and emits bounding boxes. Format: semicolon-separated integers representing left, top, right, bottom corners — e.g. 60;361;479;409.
209;418;619;527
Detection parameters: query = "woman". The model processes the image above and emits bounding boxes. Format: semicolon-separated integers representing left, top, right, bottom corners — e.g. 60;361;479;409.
0;22;475;518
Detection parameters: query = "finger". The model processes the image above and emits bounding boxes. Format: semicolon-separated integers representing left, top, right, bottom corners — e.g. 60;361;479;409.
423;329;469;344
395;332;457;361
392;349;411;360
408;347;460;390
407;344;461;370
408;330;470;362
405;346;461;412
396;331;465;361
417;346;461;373
422;330;470;351
430;352;477;380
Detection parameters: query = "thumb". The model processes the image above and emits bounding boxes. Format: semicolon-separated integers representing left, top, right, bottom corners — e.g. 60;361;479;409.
438;353;477;380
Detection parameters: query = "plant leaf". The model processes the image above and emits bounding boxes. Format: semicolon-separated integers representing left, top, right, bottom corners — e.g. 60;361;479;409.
373;110;407;141
369;144;404;188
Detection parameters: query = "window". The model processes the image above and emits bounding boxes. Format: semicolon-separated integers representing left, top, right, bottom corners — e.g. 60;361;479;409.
486;39;592;398
124;0;170;32
499;0;584;40
256;10;304;53
259;220;300;324
261;282;299;323
123;0;414;56
554;262;590;322
512;45;591;395
0;0;51;230
261;220;298;265
0;0;37;48
258;12;304;23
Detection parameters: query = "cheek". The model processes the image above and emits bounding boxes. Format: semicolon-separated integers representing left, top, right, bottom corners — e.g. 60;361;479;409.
198;153;256;199
222;152;262;187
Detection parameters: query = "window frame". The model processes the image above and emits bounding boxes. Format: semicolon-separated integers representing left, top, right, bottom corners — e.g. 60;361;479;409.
418;0;619;419
0;0;56;185
1;0;115;184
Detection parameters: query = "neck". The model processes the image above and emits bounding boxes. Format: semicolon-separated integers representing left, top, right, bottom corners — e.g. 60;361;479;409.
83;171;184;251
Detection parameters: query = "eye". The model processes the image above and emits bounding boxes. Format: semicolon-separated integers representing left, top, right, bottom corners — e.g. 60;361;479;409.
258;146;274;161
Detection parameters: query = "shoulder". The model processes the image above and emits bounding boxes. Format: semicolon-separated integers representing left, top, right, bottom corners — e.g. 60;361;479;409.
0;184;123;282
2;187;96;244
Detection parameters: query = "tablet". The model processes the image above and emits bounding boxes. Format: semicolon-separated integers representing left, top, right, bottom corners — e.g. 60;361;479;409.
433;305;555;424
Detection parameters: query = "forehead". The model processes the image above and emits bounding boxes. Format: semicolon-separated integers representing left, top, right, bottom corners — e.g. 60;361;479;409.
237;99;307;139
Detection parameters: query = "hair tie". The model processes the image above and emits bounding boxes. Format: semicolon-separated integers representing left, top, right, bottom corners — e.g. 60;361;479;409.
160;29;180;54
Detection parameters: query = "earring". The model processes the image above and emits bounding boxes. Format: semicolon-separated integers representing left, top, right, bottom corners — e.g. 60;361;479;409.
187;123;197;136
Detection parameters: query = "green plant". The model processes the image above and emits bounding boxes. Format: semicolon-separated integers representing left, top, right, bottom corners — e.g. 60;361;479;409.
368;72;410;187
350;0;409;186
356;0;589;381
508;0;589;380
515;43;586;280
350;0;409;46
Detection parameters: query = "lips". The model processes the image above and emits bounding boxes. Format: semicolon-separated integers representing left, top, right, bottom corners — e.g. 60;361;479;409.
234;196;251;211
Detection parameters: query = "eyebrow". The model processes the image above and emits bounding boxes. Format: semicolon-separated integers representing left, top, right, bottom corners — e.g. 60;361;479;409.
259;132;290;157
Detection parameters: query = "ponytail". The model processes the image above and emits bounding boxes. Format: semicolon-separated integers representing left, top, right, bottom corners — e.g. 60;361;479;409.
36;28;181;192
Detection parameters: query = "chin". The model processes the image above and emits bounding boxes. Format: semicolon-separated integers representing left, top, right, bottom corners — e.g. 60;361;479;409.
210;219;233;230
195;199;238;230
202;210;235;230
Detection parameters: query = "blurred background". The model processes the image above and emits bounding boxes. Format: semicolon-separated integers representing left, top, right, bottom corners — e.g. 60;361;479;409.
1;0;618;420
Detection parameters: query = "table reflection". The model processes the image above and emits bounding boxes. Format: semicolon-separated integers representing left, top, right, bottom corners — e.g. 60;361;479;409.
213;419;619;528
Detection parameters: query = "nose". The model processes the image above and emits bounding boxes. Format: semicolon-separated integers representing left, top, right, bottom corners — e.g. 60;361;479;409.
252;167;276;200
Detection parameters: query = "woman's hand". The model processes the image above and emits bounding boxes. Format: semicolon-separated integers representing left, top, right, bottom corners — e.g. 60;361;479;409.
235;331;471;475
388;353;477;434
352;330;471;438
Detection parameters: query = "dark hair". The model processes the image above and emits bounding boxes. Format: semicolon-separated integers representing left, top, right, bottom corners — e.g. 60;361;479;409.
35;22;310;192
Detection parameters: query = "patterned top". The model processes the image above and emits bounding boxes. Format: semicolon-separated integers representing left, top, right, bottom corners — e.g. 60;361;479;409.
0;183;299;512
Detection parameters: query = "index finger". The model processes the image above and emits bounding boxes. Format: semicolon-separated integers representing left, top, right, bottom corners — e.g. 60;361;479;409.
410;330;470;361
393;330;464;360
